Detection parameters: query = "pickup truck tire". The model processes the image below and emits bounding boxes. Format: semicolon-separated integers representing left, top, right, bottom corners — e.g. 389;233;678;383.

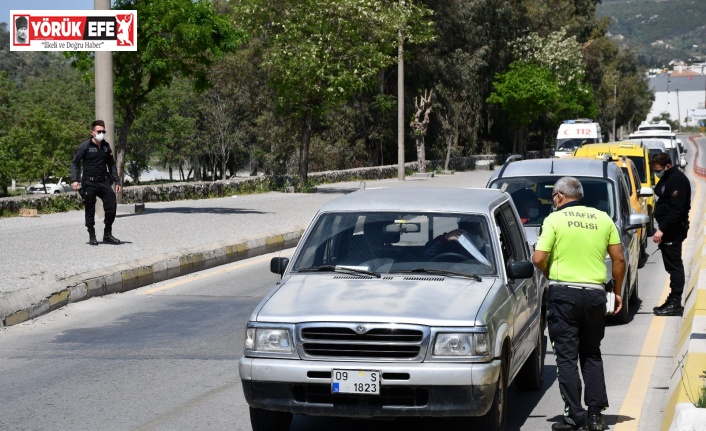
249;407;292;431
515;330;546;391
475;355;507;431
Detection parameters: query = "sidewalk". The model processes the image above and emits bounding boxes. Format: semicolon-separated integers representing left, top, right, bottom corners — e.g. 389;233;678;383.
0;170;496;326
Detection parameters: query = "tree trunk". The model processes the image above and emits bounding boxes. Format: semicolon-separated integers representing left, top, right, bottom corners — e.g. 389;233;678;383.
415;137;426;172
116;110;136;204
298;110;313;186
444;135;453;171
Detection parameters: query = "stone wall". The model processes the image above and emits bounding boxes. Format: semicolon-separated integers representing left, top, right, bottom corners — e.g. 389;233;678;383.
0;155;496;216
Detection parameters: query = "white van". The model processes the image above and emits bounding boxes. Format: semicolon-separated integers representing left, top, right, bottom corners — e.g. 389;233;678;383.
554;119;602;157
628;130;687;171
637;120;672;133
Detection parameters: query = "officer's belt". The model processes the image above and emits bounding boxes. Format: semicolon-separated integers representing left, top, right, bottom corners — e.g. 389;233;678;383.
549;281;605;291
84;175;109;182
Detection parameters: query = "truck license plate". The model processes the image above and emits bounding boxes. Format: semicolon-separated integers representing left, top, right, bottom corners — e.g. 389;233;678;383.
331;369;380;395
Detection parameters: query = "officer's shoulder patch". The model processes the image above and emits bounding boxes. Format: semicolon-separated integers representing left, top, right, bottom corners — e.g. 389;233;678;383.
672;190;678;197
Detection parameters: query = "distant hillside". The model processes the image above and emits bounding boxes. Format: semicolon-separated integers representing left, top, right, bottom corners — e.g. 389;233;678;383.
596;0;706;67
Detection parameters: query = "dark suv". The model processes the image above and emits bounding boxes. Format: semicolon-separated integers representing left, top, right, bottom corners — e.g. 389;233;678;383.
486;156;649;323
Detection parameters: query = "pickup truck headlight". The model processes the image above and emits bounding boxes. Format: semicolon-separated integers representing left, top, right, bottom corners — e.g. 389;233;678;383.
245;327;293;353
433;332;489;357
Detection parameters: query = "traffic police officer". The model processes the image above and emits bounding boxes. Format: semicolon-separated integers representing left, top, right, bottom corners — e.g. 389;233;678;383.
651;151;691;316
533;177;625;431
71;120;122;245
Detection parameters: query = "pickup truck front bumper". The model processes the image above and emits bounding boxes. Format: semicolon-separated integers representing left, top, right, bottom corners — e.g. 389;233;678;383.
239;357;501;418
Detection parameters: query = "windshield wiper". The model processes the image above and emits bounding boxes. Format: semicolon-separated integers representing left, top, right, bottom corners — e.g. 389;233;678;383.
297;265;381;278
408;267;482;282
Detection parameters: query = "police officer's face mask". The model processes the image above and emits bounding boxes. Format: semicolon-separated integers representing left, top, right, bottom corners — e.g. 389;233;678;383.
95;132;105;141
654;165;669;179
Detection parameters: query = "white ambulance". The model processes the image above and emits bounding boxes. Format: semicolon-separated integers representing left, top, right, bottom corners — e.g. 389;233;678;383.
554;119;602;158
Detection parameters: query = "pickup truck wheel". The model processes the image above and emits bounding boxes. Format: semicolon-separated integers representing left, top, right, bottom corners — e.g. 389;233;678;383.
249;407;292;431
515;329;546;391
475;356;507;431
53;190;61;194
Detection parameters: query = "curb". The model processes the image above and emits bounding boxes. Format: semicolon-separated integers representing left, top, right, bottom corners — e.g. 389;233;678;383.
0;226;306;327
660;135;706;430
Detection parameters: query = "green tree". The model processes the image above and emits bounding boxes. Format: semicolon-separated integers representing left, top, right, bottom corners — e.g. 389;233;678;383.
409;0;522;161
69;0;244;191
234;0;433;184
128;76;202;183
0;68;93;193
487;62;561;153
584;19;653;138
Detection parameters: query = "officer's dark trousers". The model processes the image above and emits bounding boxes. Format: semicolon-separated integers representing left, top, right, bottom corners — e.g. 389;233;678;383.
82;179;117;233
547;285;608;427
660;240;685;302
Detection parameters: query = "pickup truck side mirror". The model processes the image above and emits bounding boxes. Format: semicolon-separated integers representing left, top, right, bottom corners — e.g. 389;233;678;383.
507;261;534;280
270;257;290;276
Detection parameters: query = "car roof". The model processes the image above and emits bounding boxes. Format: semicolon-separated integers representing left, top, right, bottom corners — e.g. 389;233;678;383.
629;130;676;139
574;141;648;158
490;157;622;181
319;187;508;214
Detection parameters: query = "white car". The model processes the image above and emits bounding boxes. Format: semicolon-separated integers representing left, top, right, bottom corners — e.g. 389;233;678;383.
27;177;73;194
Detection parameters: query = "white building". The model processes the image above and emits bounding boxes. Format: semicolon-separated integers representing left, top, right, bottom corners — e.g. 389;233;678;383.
647;65;706;128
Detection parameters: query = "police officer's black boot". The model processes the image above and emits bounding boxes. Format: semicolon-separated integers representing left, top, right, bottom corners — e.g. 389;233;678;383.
654;298;683;316
103;228;121;245
88;227;98;246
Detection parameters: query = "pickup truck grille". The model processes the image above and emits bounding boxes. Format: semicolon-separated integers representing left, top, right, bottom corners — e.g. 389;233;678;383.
298;324;428;361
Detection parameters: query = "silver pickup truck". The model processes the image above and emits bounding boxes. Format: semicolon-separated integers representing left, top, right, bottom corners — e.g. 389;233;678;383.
239;187;548;431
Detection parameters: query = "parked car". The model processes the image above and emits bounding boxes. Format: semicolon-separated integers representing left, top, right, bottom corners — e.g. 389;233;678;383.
572;141;656;237
27;177;73;194
628;130;686;171
239;187;548;431
486;156;649;324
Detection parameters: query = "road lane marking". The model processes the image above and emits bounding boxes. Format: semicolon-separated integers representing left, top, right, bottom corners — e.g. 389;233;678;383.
614;283;669;431
136;253;292;295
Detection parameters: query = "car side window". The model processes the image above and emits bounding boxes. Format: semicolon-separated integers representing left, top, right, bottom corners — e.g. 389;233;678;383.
618;176;631;221
494;203;528;266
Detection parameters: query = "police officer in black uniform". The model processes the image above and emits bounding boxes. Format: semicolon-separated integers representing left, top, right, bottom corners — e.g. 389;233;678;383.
651;152;691;316
71;120;122;245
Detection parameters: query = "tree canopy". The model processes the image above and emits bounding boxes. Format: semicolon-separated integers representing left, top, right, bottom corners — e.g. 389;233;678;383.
0;0;655;197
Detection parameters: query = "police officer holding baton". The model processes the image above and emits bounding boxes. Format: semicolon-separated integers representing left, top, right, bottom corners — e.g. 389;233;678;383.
651;152;691;316
533;177;625;431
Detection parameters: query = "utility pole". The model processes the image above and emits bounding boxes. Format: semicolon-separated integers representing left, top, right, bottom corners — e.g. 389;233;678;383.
676;88;681;133
397;25;405;181
613;78;618;142
94;0;114;156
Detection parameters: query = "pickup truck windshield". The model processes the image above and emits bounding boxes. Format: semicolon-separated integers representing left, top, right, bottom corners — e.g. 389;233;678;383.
291;212;497;276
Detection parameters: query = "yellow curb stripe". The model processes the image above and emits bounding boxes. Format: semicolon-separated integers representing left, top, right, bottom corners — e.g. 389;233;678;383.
661;352;706;430
137;254;278;295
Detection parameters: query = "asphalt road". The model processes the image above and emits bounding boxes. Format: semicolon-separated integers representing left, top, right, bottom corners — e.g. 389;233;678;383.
1;134;702;430
0;242;681;431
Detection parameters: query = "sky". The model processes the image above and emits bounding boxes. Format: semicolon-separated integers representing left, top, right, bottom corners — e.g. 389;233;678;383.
2;0;98;26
